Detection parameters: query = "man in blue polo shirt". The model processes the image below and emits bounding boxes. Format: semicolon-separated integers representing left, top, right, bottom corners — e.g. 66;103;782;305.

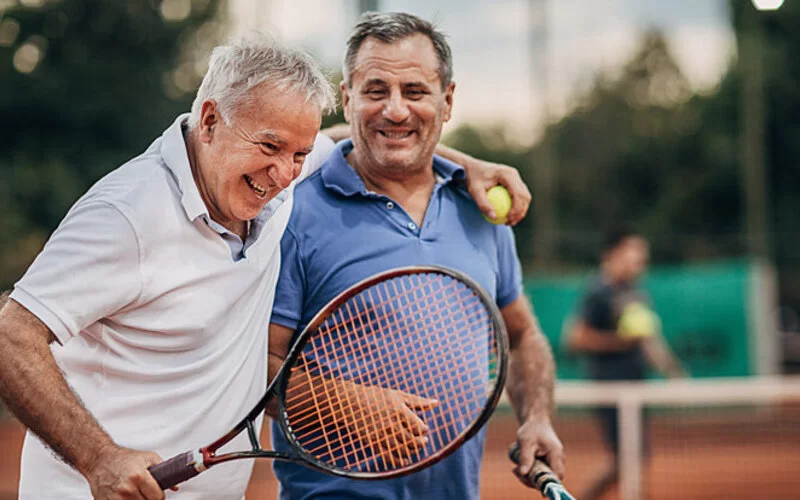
267;12;564;499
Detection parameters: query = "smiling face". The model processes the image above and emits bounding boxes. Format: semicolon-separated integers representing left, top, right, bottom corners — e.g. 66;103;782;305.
192;83;321;233
342;33;454;178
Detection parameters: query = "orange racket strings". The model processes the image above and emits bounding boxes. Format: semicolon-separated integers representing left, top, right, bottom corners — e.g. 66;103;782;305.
283;273;500;472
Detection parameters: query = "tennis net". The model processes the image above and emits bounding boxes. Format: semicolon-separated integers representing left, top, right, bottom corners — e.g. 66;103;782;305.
537;376;800;500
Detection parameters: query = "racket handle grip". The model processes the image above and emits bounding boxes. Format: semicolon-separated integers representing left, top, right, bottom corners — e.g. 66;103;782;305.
508;442;560;492
148;450;204;490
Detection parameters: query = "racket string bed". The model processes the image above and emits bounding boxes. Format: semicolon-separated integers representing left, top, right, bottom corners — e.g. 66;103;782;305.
284;272;500;474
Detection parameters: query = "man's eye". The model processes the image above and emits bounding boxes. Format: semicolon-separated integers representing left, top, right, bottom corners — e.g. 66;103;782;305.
294;153;307;164
366;89;386;97
259;142;279;153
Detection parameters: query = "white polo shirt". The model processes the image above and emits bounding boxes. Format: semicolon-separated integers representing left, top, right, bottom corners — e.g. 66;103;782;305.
10;115;334;499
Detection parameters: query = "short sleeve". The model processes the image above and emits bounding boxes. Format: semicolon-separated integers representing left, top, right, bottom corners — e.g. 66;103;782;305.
270;227;306;331
11;201;142;344
577;285;612;330
495;226;523;308
297;133;335;183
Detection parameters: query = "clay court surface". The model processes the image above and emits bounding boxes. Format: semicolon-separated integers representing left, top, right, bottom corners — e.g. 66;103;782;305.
0;406;797;499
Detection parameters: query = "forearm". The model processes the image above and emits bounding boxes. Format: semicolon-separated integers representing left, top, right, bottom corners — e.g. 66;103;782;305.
319;123;350;143
506;325;555;424
569;323;637;353
0;302;116;476
642;338;685;377
434;143;471;166
265;352;287;419
0;290;9;309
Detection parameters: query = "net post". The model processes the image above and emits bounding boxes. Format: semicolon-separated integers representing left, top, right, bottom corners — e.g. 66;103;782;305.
618;395;642;500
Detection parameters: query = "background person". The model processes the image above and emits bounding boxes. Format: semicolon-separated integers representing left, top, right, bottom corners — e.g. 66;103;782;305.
566;225;686;500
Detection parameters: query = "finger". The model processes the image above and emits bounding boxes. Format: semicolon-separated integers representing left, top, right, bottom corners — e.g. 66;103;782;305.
542;441;566;479
135;471;166;500
469;184;497;220
491;168;530;226
512;466;536;488
388;428;427;459
139;453;168;498
402;393;439;412
515;439;538;477
400;407;431;437
503;177;531;226
376;430;415;467
549;452;566;480
115;482;148;500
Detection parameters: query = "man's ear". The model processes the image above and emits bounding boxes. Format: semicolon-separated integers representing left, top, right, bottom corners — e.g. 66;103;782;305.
199;100;221;143
442;81;455;123
340;81;352;123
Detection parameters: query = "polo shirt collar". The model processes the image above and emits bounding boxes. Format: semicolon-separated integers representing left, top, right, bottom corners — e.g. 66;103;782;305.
321;139;466;196
160;114;209;222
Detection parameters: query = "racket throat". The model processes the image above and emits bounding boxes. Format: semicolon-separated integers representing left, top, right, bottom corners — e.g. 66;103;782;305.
193;449;209;472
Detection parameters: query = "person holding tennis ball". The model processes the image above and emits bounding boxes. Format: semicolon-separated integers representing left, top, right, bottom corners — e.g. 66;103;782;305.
566;226;686;500
267;12;563;500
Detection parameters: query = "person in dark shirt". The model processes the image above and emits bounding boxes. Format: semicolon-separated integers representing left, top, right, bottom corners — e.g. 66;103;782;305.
566;226;685;500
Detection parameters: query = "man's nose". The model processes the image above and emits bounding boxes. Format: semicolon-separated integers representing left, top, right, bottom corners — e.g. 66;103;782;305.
270;157;296;189
382;92;411;123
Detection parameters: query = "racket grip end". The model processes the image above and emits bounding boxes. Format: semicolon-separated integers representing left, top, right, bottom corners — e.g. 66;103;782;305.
148;450;204;490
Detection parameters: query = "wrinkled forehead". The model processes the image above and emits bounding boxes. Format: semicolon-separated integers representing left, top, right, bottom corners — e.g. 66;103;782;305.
350;34;442;86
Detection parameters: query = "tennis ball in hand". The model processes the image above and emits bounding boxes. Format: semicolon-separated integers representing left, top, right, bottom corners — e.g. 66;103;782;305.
617;303;660;339
483;185;512;225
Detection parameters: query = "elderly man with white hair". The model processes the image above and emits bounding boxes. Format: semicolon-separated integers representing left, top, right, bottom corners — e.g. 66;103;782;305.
0;33;530;500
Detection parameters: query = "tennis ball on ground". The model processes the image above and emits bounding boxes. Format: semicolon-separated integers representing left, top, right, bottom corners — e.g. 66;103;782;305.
484;185;512;225
617;303;660;339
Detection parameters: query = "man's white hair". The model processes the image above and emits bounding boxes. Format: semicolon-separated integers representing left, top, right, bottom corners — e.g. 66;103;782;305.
188;33;336;128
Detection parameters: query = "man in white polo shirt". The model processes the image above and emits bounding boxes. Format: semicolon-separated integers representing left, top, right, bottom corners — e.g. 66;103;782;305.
0;32;530;500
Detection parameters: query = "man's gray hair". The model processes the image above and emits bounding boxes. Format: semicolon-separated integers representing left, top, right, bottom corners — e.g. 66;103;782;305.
343;12;453;90
189;33;336;128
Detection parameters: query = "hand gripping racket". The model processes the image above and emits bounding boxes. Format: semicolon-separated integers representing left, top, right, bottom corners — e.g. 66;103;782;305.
508;442;575;500
148;265;508;489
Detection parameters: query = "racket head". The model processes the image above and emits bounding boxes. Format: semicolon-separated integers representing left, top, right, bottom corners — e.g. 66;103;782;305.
275;265;508;479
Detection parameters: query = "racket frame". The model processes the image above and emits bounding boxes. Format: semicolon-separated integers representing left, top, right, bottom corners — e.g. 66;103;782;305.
274;265;509;479
151;265;508;485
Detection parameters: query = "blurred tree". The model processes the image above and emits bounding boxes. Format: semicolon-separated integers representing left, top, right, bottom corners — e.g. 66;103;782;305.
445;30;744;271
0;0;224;288
446;4;800;313
548;30;744;265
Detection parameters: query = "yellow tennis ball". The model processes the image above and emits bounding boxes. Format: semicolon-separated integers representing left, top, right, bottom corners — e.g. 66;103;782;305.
484;185;512;225
618;303;660;339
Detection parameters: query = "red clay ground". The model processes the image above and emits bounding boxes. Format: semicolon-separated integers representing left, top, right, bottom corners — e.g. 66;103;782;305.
0;407;798;499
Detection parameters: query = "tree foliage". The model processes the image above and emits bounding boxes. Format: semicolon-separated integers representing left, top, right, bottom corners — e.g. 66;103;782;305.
445;5;800;310
1;0;223;288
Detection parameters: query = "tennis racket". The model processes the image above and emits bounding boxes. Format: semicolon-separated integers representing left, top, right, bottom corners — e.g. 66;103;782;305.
508;442;575;500
148;265;508;489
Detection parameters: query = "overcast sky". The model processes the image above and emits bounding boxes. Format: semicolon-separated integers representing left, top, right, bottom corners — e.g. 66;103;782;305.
231;0;735;142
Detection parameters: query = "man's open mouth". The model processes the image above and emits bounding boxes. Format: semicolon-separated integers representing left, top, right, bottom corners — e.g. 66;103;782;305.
379;130;414;139
244;175;267;198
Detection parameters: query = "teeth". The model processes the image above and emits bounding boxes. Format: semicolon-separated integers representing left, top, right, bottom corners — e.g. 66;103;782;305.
382;131;411;139
245;175;267;198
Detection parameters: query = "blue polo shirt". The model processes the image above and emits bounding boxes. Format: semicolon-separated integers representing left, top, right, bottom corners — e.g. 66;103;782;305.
270;140;523;500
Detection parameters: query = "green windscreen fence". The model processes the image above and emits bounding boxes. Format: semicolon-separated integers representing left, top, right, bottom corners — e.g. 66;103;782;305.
526;261;773;380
